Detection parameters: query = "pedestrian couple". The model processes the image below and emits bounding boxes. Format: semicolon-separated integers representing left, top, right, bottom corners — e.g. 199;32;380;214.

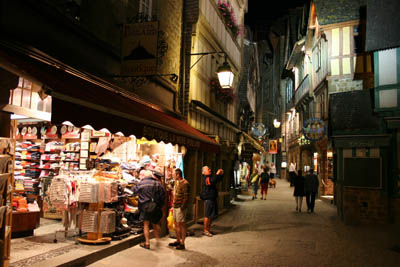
250;166;271;200
134;168;189;250
293;168;319;213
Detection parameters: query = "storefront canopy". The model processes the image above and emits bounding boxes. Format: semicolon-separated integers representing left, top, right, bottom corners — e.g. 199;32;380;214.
242;132;266;153
0;45;220;153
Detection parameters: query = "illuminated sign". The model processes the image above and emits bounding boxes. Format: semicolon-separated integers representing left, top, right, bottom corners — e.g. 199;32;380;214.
302;118;326;141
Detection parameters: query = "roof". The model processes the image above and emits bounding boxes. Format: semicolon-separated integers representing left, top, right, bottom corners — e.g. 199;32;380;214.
314;0;366;25
365;0;400;52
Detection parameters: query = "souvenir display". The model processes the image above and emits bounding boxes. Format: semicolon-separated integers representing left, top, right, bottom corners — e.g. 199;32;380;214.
10;121;182;250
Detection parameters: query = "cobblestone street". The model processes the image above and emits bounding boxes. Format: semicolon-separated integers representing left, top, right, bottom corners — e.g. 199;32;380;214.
90;178;400;267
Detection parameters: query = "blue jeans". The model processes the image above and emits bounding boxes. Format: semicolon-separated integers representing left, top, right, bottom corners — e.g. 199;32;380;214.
252;183;258;195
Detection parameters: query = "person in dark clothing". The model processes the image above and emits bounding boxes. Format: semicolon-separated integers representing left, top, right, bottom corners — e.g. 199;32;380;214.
259;166;270;200
304;169;319;213
133;170;166;249
293;170;305;212
200;165;223;237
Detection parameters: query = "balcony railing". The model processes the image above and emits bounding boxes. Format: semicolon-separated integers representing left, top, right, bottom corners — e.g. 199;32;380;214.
295;75;310;106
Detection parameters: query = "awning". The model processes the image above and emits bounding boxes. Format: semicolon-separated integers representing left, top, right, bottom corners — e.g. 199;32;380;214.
0;45;220;152
242;132;266;153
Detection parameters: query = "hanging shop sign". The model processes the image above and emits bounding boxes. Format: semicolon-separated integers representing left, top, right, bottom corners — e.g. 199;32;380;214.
302;118;326;141
251;123;267;139
268;139;278;154
121;21;159;76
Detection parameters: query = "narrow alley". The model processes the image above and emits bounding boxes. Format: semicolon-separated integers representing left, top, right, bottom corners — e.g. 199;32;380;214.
90;178;400;267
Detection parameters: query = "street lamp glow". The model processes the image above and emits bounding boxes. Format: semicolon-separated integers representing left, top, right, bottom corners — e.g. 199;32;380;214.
217;59;234;88
273;119;281;128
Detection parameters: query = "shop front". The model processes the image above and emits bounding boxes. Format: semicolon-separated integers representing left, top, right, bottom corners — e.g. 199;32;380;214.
0;45;219;265
237;132;265;192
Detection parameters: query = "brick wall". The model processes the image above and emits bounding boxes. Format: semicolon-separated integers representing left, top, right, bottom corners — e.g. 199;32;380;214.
343;188;389;225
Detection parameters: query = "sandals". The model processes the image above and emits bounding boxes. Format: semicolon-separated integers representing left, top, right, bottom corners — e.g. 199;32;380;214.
202;231;213;237
140;242;150;249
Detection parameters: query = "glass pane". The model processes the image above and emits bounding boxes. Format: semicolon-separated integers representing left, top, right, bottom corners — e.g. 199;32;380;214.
22;89;31;108
330;59;340;76
379;89;397;108
44;96;52;113
342;57;351;75
12;88;22;106
31;92;42;111
331;28;340;57
23;79;32;90
18;77;23;88
342;27;350;55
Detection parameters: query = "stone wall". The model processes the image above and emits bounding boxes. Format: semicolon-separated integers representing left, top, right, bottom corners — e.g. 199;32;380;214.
343;187;389;225
157;0;183;83
328;77;363;94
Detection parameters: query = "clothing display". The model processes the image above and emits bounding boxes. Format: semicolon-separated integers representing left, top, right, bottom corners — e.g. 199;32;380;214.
10;121;182;250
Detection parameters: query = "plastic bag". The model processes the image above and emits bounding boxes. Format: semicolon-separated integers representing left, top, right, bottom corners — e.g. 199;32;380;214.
167;208;174;231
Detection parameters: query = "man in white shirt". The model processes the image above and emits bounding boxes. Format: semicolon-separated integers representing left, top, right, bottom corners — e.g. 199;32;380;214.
289;162;297;187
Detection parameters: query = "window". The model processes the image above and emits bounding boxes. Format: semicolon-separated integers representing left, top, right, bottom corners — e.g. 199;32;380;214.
313;41;322;72
139;0;152;20
286;78;293;104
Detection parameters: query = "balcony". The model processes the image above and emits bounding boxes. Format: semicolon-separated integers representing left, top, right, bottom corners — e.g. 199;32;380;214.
295;75;310;106
200;0;241;69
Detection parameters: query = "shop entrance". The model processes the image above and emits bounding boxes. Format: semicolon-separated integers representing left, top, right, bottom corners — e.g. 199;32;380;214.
5;77;187;264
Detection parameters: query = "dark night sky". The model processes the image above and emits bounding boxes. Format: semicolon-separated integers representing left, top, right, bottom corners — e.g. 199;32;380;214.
245;0;309;27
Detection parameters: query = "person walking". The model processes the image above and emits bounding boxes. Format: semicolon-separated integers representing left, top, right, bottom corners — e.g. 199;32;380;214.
304;168;319;213
270;162;276;179
259;166;270;200
293;170;305;212
168;168;190;250
133;169;166;249
200;166;223;237
250;168;260;200
289;162;297;187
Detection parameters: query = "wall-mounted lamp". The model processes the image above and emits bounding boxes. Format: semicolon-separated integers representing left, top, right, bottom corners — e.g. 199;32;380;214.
189;51;234;88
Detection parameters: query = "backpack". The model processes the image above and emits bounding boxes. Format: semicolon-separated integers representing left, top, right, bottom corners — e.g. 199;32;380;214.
142;181;158;213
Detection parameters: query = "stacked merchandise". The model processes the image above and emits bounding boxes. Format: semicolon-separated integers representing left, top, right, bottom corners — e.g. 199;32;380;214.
40;141;64;218
100;209;116;234
61;142;80;171
14;141;41;194
81;210;98;233
79;182;99;203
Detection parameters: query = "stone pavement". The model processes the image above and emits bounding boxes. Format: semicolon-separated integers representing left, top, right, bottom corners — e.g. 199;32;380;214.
89;178;400;267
